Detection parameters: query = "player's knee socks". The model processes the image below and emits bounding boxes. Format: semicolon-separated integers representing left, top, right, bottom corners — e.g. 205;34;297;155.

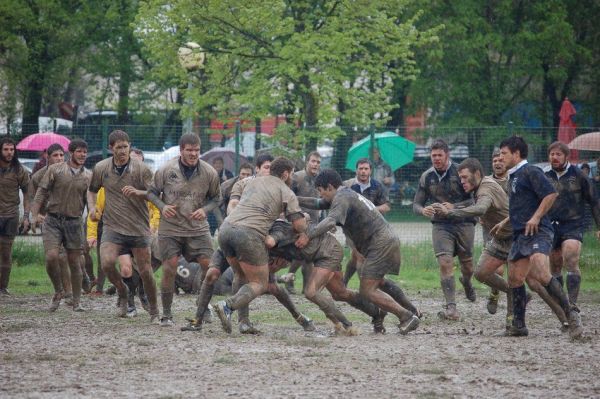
345;292;380;318
311;291;351;327
545;277;572;315
343;258;357;285
566;272;581;305
139;270;158;312
381;279;418;314
553;273;564;288
511;285;527;329
505;288;513;326
123;277;136;308
195;282;214;321
161;291;174;316
272;284;300;319
440;277;456;306
69;261;82;304
226;284;257;311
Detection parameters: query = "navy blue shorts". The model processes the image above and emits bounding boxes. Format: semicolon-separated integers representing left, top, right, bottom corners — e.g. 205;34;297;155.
551;220;584;249
508;227;554;262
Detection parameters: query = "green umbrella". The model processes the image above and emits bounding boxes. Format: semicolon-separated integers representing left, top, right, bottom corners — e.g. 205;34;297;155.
345;131;416;171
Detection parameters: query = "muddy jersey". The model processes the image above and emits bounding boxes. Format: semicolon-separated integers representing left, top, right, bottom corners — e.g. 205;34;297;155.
220;175;241;210
36;163;91;217
344;177;389;207
150;158;221;236
89;157;153;237
29;167;49;215
413;163;475;224
225;175;302;238
229;176;254;201
447;177;511;240
292;170;320;222
0;164;29;217
508;162;555;236
491;174;509;194
268;219;341;262
324;187;395;256
545;164;600;227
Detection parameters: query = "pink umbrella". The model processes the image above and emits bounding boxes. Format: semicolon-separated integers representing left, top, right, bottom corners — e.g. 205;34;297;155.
16;132;71;152
557;98;578;160
567;132;600;151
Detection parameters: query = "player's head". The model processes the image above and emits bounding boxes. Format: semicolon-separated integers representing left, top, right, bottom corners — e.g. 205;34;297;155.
46;144;65;166
305;151;321;177
179;133;201;167
212;156;224;172
270;156;295;185
238;162;253;179
547;141;570;171
581;163;590;176
255;153;274;176
109;130;131;165
130;147;144;162
457;158;484;193
430;139;450;172
315;168;342;202
0;137;18;166
491;148;506;177
355;158;372;183
499;136;528;169
68;138;88;167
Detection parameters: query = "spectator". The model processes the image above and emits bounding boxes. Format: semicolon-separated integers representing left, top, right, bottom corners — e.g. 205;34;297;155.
212;156;233;183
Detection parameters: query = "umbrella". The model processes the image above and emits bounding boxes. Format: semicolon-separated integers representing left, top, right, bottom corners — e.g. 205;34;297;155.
201;147;248;172
16;132;71;152
557;98;578;159
345;131;416;171
567;132;600;151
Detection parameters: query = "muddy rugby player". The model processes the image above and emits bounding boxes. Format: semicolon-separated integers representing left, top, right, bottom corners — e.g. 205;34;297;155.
413;139;476;321
87;130;159;321
147;133;221;327
493;136;582;338
31;139;91;312
297;169;420;335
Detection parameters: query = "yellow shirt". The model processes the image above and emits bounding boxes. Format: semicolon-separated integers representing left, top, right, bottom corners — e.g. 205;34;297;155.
86;187;160;240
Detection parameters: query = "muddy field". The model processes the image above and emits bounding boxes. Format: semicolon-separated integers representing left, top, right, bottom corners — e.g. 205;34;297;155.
1;289;599;399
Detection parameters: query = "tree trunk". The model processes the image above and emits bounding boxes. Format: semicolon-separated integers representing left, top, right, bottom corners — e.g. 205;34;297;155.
299;75;318;152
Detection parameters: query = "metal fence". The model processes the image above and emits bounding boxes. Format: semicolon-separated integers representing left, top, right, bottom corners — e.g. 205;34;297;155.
8;123;600;267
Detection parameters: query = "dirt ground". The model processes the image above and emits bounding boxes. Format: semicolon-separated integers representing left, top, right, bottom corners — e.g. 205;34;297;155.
1;288;599;399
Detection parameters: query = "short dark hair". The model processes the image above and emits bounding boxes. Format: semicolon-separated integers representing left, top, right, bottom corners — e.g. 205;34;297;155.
315;168;342;189
458;157;484;178
179;133;200;148
430;139;449;153
68;138;88;153
130;147;144;160
547;141;570;157
581;163;590;171
269;156;295;178
239;162;253;172
47;143;64;156
355;157;371;169
212;156;224;163
499;136;528;159
108;130;130;146
0;137;20;168
492;148;502;159
306;151;321;161
255;153;274;168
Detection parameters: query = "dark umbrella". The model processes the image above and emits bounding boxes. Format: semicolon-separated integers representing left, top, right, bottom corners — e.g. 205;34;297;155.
201;147;248;172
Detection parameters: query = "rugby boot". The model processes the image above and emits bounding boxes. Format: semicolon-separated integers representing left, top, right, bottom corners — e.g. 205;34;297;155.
459;276;476;302
139;294;150;312
239;320;261;335
214;300;233;333
64;293;74;307
567;309;583;339
496;325;529;337
566;273;581;313
438;303;460;321
398;314;420;335
73;303;87;312
333;323;359;336
104;285;117;295
49;292;63;312
181;318;203;332
295;314;316;332
160;316;174;327
116;287;129;318
81;275;92;294
203;305;214;324
372;309;387;334
127;306;138;318
487;291;499;315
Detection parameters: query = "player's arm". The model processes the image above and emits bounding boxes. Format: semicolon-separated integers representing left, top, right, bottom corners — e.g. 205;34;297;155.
442;196;492;219
581;174;600;238
412;184;433;218
525;192;558;236
297;196;330;210
200;175;222;214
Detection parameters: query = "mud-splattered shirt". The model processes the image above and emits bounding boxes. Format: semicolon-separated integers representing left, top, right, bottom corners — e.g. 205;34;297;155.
508;161;556;236
149;158;221;236
447;176;512;240
344;177;390;208
220;175;241;210
0;164;29;217
29;167;49;215
292;169;320;222
225;175;303;238
89;157;153;237
35;163;91;217
491;174;509;195
545;164;600;227
229;176;253;201
413;163;475;224
268;219;341;262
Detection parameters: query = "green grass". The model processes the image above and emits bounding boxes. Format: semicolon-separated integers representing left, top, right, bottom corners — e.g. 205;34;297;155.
7;232;600;295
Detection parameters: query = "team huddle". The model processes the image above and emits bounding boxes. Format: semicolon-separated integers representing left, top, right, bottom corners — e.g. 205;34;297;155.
0;131;597;338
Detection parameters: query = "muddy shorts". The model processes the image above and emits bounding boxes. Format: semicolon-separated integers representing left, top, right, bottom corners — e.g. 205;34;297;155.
101;228;151;249
158;233;214;262
431;222;475;258
551;220;584;249
208;249;231;274
508;227;553;262
358;234;401;280
312;235;343;272
483;236;511;261
218;221;268;266
43;214;84;251
0;215;19;238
